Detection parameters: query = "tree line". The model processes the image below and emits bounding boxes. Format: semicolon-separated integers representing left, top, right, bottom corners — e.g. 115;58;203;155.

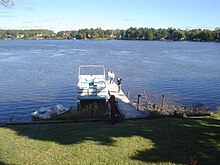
0;27;220;42
0;29;55;40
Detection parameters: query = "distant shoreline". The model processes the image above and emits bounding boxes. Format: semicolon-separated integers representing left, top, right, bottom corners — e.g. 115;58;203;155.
1;27;220;42
1;38;220;44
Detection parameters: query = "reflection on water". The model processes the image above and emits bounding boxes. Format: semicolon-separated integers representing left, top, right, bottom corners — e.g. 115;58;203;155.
0;40;219;123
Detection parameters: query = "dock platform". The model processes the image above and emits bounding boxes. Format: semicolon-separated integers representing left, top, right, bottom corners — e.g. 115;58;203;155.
107;82;149;119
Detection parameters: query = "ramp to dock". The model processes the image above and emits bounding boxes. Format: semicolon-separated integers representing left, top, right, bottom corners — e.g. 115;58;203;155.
107;82;149;119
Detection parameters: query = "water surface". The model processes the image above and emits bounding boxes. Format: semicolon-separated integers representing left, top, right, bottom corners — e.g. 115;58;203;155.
0;40;219;123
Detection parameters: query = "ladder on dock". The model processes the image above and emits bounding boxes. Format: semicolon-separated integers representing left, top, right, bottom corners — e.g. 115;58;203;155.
107;82;149;119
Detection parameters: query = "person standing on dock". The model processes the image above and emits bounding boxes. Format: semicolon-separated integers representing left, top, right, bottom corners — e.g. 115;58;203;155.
107;69;111;83
117;77;123;92
110;71;115;84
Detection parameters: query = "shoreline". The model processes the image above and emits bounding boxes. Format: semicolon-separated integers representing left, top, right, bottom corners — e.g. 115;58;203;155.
1;38;220;43
0;100;218;125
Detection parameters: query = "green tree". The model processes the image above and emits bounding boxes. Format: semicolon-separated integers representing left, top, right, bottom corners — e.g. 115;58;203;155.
199;29;213;41
143;28;154;40
172;30;185;41
157;28;169;40
213;28;220;41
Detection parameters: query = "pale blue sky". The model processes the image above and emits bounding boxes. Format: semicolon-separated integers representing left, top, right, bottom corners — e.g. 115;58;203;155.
0;0;219;32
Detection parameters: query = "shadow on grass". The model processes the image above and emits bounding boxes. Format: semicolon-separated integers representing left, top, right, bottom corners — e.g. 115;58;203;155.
2;117;220;164
0;162;9;165
131;117;220;164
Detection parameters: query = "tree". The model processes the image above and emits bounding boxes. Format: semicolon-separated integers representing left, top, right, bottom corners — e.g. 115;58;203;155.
199;29;214;41
157;28;169;40
167;28;175;40
137;27;145;39
172;30;185;41
143;28;154;40
213;29;220;41
119;30;126;39
125;27;138;39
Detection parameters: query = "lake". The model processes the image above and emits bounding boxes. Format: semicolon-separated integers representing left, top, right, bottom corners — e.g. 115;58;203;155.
0;40;219;123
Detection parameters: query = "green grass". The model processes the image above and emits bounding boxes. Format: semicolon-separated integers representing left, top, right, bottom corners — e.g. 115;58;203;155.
0;116;219;165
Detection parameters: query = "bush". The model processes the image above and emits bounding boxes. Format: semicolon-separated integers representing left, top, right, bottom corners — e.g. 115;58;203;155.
214;107;220;116
185;104;211;116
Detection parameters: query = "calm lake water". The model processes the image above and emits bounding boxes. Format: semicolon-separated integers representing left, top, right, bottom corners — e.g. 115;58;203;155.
0;40;219;123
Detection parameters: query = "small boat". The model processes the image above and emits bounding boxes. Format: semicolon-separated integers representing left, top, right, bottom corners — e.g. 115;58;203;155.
31;104;69;120
77;65;109;105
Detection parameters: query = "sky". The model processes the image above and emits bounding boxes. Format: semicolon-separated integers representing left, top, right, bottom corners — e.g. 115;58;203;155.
0;0;219;32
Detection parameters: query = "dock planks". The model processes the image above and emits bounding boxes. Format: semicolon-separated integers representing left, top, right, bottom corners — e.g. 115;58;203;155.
107;82;149;119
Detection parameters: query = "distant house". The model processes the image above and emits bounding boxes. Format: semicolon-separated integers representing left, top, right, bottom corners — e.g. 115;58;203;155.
36;34;44;37
16;34;24;39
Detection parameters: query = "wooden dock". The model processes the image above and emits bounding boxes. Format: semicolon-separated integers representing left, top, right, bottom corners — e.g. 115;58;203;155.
107;82;149;119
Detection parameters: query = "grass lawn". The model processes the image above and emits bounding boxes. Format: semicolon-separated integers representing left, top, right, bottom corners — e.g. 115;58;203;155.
0;116;219;165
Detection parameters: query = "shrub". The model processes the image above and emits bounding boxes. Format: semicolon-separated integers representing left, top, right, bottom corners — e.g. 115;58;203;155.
214;106;220;116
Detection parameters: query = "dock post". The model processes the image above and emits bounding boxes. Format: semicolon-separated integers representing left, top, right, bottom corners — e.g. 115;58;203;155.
144;90;148;102
127;89;131;101
161;95;165;111
137;93;141;110
109;95;116;124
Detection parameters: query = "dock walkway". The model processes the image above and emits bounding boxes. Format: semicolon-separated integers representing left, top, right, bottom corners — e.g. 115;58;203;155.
107;82;149;119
